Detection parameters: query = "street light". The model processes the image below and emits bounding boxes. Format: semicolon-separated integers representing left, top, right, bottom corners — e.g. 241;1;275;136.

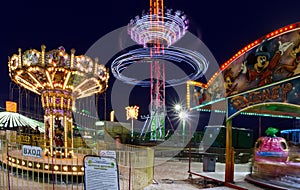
174;104;182;112
174;104;189;144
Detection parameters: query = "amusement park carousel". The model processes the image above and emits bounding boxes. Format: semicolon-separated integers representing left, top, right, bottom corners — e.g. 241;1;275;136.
0;45;109;179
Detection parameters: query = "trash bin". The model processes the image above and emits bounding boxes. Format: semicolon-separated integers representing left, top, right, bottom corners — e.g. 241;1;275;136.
203;153;216;172
237;153;250;164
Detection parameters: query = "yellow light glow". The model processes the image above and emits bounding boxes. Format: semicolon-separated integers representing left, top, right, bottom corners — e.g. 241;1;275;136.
6;101;17;113
54;165;59;171
28;72;43;88
60;97;63;109
126;106;139;120
46;71;54;88
110;110;115;121
63;72;71;90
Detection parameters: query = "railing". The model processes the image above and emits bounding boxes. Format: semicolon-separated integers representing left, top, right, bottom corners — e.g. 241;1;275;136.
0;134;154;190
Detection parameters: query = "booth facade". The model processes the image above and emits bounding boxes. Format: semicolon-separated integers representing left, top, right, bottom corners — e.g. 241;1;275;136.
188;22;300;188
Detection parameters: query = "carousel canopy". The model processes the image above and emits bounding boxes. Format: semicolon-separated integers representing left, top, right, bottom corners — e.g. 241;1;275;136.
0;111;44;132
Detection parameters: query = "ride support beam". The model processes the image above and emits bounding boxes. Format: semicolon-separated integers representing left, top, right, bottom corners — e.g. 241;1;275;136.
225;118;234;183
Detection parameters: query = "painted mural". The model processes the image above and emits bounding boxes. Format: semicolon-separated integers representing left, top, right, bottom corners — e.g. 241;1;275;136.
190;25;300;108
191;74;225;108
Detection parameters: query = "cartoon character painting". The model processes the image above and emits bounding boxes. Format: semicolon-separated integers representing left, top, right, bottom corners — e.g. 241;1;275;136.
223;67;242;97
241;40;294;86
207;76;224;100
276;40;300;77
193;87;206;106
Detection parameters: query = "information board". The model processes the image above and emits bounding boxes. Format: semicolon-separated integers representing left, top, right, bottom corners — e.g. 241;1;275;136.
84;155;119;190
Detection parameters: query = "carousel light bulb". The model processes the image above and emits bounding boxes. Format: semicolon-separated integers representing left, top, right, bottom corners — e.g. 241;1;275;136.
63;166;68;171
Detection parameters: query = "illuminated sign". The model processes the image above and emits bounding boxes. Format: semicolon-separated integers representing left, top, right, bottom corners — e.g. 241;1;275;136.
227;77;300;119
6;101;17;113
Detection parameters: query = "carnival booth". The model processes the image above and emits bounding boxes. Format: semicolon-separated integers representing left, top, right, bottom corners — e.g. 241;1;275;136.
188;22;300;189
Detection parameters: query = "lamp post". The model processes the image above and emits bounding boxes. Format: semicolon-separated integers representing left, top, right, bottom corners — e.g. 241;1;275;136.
125;106;139;142
179;110;188;144
174;104;189;145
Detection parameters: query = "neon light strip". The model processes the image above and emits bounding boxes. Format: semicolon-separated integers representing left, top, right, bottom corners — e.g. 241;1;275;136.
46;71;54;89
15;76;41;95
27;72;43;88
197;108;296;119
63;72;71;90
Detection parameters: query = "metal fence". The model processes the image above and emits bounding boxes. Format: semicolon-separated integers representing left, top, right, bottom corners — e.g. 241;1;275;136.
0;133;154;190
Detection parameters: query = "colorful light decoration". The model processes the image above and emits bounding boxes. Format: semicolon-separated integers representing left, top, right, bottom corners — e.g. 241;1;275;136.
126;106;139;139
8;45;109;157
128;9;188;47
126;106;139;120
0;111;44;130
111;46;208;87
112;0;209;141
194;23;298;88
7;155;83;173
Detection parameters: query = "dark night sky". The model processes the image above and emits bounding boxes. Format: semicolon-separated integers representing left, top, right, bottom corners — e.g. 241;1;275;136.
1;0;300;132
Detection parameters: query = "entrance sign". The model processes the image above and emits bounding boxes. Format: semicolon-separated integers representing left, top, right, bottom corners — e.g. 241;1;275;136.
84;155;119;190
22;145;42;158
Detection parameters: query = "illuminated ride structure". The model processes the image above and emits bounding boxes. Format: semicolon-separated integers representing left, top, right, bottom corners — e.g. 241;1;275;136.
8;45;109;159
187;22;300;189
112;0;208;141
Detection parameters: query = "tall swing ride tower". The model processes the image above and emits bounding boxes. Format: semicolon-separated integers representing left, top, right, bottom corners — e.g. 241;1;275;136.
149;0;167;140
112;0;209;141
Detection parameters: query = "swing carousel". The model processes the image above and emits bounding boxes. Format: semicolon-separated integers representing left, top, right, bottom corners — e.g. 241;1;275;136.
4;45;109;176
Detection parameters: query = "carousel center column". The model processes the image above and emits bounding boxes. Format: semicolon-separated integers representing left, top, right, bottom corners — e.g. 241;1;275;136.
42;89;74;158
